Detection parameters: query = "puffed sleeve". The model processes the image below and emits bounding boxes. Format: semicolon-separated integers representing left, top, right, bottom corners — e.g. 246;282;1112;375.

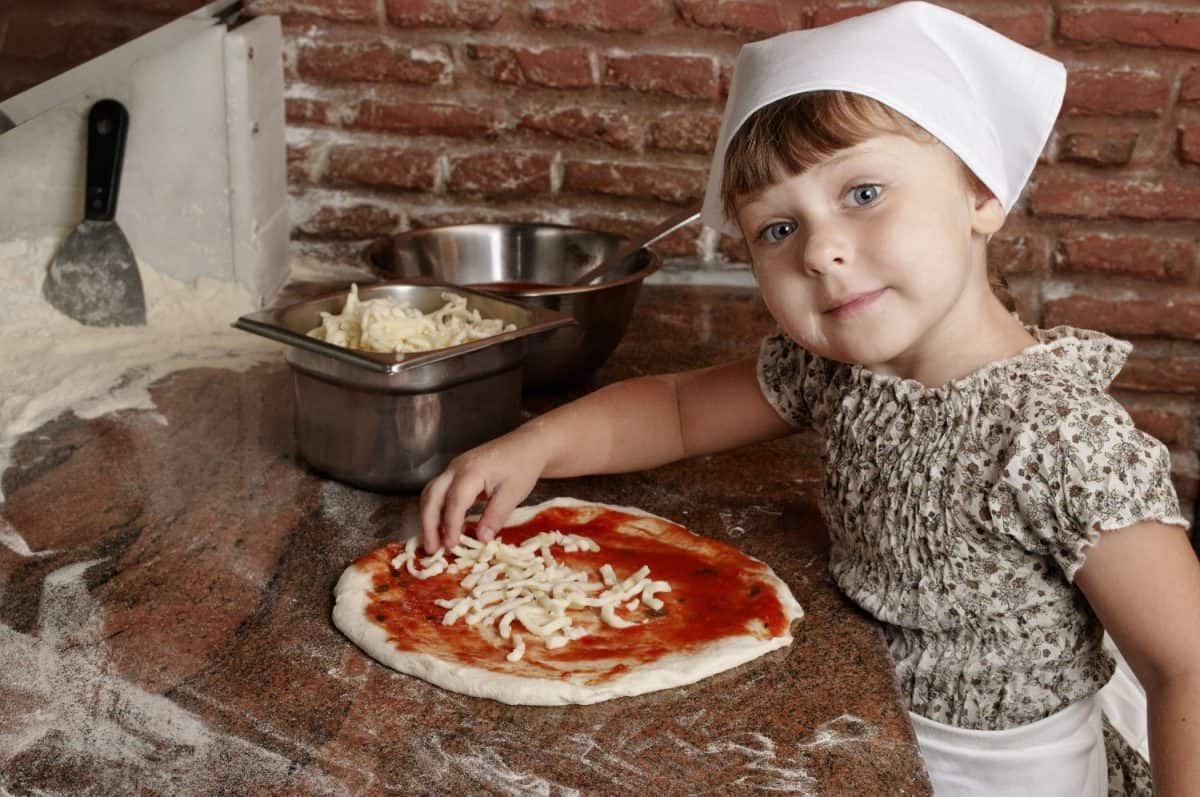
988;392;1190;581
756;330;815;428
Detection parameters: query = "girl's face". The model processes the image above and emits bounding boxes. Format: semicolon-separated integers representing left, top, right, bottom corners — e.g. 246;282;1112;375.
734;133;1006;380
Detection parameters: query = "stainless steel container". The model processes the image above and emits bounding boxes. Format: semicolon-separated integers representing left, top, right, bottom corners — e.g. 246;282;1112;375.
235;282;574;492
366;223;662;390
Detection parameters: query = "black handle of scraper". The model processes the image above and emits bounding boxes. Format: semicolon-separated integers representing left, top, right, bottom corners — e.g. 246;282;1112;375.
83;99;129;222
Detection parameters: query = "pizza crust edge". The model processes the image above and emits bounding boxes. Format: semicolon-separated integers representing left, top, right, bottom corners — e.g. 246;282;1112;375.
331;496;804;706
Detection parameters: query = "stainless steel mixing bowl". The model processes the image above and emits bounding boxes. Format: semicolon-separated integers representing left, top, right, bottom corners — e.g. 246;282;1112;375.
234;282;574;491
367;223;662;390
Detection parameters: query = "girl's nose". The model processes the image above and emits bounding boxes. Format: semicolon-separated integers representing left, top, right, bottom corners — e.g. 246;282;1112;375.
802;225;849;275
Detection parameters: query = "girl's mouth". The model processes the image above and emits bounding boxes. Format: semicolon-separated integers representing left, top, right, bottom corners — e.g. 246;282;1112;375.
823;288;886;317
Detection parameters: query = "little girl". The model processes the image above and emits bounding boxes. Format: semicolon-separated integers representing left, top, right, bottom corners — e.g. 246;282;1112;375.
419;3;1200;794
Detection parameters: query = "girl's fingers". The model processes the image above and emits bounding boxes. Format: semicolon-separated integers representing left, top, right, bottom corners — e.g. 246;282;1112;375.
474;477;531;542
441;472;486;550
419;471;453;554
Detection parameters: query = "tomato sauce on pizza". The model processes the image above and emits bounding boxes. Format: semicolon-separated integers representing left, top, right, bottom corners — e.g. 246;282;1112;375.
355;503;795;685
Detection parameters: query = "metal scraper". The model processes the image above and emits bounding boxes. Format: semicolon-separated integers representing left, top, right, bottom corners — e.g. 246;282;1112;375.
43;98;147;326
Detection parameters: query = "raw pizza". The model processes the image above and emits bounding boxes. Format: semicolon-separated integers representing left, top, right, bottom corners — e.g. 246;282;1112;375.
332;497;803;705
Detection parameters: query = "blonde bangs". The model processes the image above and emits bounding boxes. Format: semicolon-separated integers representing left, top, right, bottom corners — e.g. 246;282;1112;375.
720;91;932;223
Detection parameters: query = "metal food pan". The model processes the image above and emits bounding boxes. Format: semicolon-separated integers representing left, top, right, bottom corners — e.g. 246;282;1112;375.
233;281;574;491
234;281;575;392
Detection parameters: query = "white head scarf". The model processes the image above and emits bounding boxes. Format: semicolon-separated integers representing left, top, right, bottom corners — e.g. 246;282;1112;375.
701;0;1066;236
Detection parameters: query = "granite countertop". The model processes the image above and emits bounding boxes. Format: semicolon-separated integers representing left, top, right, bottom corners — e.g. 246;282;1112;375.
0;283;931;795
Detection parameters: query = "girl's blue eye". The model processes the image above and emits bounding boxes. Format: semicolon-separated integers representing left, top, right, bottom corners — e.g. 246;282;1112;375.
759;221;797;243
847;184;881;207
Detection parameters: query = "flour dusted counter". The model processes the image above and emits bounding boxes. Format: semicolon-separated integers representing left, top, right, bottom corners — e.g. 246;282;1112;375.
0;285;931;795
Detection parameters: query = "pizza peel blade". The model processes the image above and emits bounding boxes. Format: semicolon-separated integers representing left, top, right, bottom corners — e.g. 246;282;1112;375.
43;99;147;327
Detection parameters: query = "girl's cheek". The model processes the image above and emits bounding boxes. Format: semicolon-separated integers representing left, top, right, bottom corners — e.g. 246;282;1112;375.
761;278;815;329
756;269;789;306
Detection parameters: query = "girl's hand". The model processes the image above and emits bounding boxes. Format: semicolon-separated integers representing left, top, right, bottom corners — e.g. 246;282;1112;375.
418;358;795;555
419;428;548;553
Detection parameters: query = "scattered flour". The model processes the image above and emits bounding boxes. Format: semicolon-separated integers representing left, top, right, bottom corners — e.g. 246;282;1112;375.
657;715;879;794
418;733;580;797
0;235;279;513
1;558;344;793
794;714;878;750
0;519;51;558
416;711;874;796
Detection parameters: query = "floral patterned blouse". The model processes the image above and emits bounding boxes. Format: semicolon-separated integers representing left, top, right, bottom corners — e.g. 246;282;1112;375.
757;324;1188;733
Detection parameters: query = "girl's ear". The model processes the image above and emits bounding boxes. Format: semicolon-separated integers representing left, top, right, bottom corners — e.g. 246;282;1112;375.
970;191;1006;236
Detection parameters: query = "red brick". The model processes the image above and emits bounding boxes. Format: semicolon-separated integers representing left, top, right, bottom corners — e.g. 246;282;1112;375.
570;214;702;257
1115;356;1200;395
1058;132;1137;166
466;45;522;84
604;54;718;100
811;5;872;27
297;40;450;85
407;206;565;229
245;0;377;21
447;152;553;195
675;0;792;36
563;161;707;204
653;225;703;258
719;61;734;100
516;47;595;89
1030;174;1200;221
1055;234;1194;282
352;100;501;137
718;233;751;264
468;45;594;89
987;232;1050;275
1172;474;1198;508
287;141;318;184
1043;295;1200;342
385;0;502;28
648;112;721;154
975;11;1047;48
1183;68;1200;105
1124;405;1185;446
287;142;312;165
564;214;642;240
297;203;402;238
409;208;503;228
809;4;1046;35
285;97;334;126
531;0;664;32
327;145;438;190
1063;68;1169;117
1057;9;1200;52
518;108;640;151
1180;128;1200;166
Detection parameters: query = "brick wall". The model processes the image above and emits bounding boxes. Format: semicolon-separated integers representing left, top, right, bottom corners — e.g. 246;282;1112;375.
247;0;1200;512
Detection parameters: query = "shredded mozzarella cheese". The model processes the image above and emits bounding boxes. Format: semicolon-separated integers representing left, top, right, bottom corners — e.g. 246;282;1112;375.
307;284;515;354
390;531;672;662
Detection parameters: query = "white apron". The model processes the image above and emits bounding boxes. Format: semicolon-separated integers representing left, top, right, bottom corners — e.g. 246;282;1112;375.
1098;633;1150;760
911;697;1106;796
912;634;1149;796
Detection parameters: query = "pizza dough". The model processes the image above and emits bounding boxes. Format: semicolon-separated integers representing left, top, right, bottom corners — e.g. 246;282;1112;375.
332;497;804;705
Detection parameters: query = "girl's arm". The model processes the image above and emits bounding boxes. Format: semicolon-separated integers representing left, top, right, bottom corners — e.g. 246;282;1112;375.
420;356;796;551
1074;521;1200;795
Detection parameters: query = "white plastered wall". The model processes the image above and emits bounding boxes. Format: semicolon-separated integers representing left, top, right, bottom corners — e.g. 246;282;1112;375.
0;16;288;307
